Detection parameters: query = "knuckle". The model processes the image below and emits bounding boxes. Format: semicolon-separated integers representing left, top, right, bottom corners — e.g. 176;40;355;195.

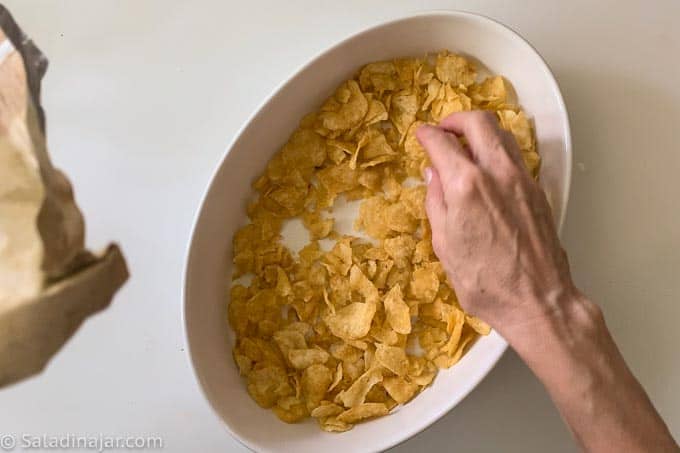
457;167;483;195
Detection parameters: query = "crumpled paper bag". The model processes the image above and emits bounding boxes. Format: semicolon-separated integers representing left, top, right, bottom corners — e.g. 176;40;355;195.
0;5;128;388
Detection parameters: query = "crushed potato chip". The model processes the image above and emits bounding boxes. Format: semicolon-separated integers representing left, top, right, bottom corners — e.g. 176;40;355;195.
336;402;389;424
383;284;411;334
227;50;537;431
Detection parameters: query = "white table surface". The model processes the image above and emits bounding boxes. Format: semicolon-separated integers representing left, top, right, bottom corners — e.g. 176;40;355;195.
1;1;679;452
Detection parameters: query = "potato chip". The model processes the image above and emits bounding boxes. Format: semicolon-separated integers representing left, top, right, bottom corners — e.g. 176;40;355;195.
386;264;412;293
275;266;292;297
273;329;307;358
247;365;293;408
319;416;353;432
336;367;383;408
470;75;508;109
372;259;394;290
383;284;411;335
408;358;437;387
412;239;434;264
434;330;475;369
375;344;409;377
431;83;472;122
281;128;327;176
497;109;534;152
324;237;353;276
522;150;541;178
299;241;323;265
383;235;416;268
364;384;391;404
382;173;402;202
228;50;536;430
359;61;399;93
441;308;465;356
354;195;391;239
383;376;419;404
389;90;420;139
310;402;344;418
370;323;400;346
342;357;366;383
399;185;427;220
410;266;440;303
318;80;369;133
317;162;359;196
289;348;330;369
324;301;376;340
466;314;492;335
273;396;308;423
264;185;308;217
328;362;343;392
385;202;419;234
435;50;476;87
364;96;389;125
301;364;333;411
336;403;389;424
422;78;442;111
234;352;253;376
357;168;382;191
355;129;397;169
329;342;363;363
302;210;334;240
349;265;379;305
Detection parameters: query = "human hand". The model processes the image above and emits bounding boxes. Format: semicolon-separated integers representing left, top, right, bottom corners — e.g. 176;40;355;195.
417;111;679;453
416;111;575;338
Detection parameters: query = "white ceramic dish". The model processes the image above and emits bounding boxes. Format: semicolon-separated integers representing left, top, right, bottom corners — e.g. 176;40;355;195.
184;10;571;453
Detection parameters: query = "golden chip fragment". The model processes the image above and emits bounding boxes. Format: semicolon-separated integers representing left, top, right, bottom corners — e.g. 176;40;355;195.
375;344;409;377
302;210;334;240
383;284;411;334
289;347;330;369
273;396;308;423
389;90;419;140
430;83;472;122
410;266;440;303
383;376;419;404
311;402;344;418
301;364;333;411
336;367;383;408
336;403;389;424
319;416;353;432
435;50;476;87
318;80;369;133
466;314;492;335
384;235;416;268
470;75;508;109
247;365;293;408
228;50;536;430
325;301;376;340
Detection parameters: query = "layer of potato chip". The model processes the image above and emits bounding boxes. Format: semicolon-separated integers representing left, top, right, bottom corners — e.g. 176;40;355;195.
227;51;538;431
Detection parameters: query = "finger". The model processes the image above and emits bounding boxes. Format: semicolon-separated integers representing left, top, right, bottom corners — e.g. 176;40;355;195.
416;124;473;184
424;167;447;243
439;111;521;171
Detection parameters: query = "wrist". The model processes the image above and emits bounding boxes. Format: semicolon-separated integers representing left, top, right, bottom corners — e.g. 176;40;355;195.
502;288;604;366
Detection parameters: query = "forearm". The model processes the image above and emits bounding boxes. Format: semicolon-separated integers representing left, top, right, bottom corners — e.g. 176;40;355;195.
505;293;678;453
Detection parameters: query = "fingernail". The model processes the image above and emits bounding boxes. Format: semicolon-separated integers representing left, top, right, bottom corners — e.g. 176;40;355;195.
424;167;432;184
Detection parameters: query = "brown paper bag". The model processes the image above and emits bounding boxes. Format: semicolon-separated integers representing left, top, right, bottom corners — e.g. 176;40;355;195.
0;6;128;388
